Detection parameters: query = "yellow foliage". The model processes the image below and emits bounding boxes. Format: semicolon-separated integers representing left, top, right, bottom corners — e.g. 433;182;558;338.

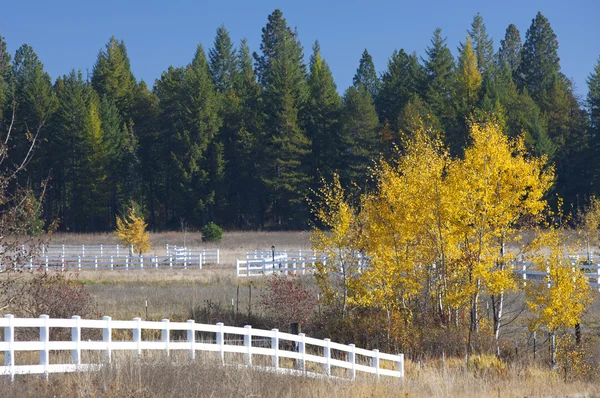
114;205;151;256
526;226;594;333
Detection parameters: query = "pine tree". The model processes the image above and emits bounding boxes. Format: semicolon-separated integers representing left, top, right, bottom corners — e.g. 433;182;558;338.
0;35;10;118
516;12;560;101
377;49;424;131
423;29;456;148
91;36;137;118
353;49;380;98
588;57;600;193
131;81;160;228
254;9;310;226
339;85;379;189
208;25;238;94
497;24;522;73
305;41;342;184
467;13;494;76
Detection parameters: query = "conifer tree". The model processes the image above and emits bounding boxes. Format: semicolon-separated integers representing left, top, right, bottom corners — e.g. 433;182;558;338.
423;29;456;148
305;41;342;184
516;12;560;101
339;85;379;189
467;13;494;76
353;49;380;98
91;36;137;118
377;49;424;131
589;57;600;193
497;24;522;73
209;25;238;94
254;9;310;226
0;35;10;118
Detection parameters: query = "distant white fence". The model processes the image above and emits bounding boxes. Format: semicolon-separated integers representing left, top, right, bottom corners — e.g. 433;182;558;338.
237;250;328;277
0;315;404;380
13;244;220;271
514;259;600;289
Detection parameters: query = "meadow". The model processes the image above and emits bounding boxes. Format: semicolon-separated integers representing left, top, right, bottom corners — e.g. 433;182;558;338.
6;230;600;397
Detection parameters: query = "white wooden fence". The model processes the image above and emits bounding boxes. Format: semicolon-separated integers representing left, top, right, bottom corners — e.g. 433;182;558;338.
21;255;206;271
0;315;404;380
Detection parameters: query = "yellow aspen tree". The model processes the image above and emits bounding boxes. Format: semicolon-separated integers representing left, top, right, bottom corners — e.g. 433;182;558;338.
446;120;553;349
310;174;361;317
526;226;594;366
114;202;151;256
578;196;600;262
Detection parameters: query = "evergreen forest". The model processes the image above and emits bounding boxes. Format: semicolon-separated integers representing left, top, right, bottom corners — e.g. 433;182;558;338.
1;9;600;232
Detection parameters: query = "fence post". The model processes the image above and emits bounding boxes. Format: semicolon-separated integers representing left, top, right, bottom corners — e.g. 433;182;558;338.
184;253;187;270
45;256;48;272
62;244;65;257
78;256;81;272
94;256;98;270
246;260;250;277
349;344;356;380
110;256;114;271
116;245;119;257
165;244;169;257
373;349;380;377
100;244;103;257
187;319;195;360
216;249;219;264
596;264;600;285
244;325;252;366
125;256;129;271
4;314;14;381
61;254;65;271
133;317;142;357
397;353;404;377
29;256;33;270
103;316;112;363
272;329;279;370
140;256;144;269
324;338;331;375
155;256;158;269
71;315;81;366
82;245;85;258
169;256;173;269
40;314;50;377
162;319;170;356
199;254;202;270
217;322;225;364
299;333;306;373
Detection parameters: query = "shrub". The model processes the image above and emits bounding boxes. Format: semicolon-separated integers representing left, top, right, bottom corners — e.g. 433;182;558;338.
202;222;222;242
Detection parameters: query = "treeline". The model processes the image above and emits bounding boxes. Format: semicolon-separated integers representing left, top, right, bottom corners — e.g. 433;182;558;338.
0;9;599;231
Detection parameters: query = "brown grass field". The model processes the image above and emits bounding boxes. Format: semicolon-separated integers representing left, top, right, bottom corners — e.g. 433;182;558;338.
5;231;600;397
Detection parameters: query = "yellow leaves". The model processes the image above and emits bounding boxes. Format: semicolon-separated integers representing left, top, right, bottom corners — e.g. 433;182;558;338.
526;227;594;333
114;204;151;255
311;119;555;326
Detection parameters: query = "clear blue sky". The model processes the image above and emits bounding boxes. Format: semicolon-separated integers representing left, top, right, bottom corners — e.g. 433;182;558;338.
1;0;599;100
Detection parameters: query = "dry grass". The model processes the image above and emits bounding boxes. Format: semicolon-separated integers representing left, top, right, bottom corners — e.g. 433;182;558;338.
2;354;600;397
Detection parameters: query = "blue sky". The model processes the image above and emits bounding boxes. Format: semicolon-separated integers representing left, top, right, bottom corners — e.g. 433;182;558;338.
1;0;598;100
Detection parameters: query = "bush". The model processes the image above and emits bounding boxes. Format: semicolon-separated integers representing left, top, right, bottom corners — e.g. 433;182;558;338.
202;222;222;242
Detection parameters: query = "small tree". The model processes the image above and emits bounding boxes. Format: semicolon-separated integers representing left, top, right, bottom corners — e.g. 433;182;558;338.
526;225;595;366
114;201;151;256
260;274;316;330
578;196;600;262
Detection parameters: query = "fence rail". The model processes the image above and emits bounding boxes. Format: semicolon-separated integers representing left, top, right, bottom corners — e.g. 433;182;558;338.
0;315;404;380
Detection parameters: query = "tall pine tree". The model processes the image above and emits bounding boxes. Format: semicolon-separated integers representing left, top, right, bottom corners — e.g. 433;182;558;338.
353;49;380;98
497;24;522;73
254;9;310;226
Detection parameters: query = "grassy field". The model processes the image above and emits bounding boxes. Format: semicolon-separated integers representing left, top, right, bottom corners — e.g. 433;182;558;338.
8;231;600;397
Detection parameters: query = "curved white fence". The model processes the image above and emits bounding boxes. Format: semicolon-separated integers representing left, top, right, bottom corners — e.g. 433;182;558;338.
0;315;404;380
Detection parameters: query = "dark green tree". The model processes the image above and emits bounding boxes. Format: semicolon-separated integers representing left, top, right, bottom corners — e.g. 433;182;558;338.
339;85;379;189
0;35;10;118
91;36;137;118
305;41;342;184
516;12;560;101
422;29;456;149
497;24;522;73
467;13;494;76
376;49;424;131
588;57;600;193
254;9;310;226
208;25;238;94
353;49;380;98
